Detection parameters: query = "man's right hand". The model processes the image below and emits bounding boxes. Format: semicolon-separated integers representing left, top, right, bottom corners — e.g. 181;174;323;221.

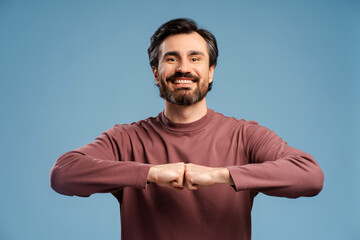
147;162;185;190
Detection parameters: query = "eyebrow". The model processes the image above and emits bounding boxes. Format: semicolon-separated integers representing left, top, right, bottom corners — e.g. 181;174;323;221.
164;51;180;58
188;51;205;56
163;50;205;58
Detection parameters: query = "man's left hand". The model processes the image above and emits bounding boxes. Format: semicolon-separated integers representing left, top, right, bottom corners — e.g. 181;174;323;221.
185;163;234;190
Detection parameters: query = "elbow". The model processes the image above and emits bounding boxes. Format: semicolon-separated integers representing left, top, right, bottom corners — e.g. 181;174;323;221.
49;152;91;197
311;166;325;196
49;166;60;193
285;162;324;199
49;152;79;196
49;164;73;196
294;153;325;197
302;164;324;197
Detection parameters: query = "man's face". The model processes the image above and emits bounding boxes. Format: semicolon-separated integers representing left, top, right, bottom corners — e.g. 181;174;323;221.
152;32;214;106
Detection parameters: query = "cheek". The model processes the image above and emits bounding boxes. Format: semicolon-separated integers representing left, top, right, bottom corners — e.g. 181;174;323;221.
199;68;210;78
159;67;172;79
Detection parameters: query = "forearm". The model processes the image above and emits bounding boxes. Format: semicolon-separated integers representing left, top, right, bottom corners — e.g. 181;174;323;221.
233;121;325;198
50;151;151;197
211;167;234;185
227;151;324;198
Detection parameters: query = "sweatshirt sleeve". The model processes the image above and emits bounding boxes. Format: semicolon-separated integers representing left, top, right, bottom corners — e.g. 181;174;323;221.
227;121;324;198
49;125;152;197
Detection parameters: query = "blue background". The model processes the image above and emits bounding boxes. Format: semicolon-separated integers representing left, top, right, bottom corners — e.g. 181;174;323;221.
1;0;359;239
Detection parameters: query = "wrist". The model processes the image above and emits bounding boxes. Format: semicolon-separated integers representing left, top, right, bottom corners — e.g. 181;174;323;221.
215;167;234;185
147;166;157;183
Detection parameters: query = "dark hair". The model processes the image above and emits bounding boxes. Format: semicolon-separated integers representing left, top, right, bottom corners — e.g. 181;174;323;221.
148;18;218;69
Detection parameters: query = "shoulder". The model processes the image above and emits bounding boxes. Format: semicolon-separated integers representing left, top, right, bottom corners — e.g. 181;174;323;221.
112;115;161;134
210;110;274;139
211;110;259;128
94;115;161;146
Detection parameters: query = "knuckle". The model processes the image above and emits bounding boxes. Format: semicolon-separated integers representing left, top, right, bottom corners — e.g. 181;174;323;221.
187;177;193;184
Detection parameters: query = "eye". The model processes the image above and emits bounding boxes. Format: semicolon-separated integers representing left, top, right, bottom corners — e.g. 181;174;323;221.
191;57;200;62
166;57;177;62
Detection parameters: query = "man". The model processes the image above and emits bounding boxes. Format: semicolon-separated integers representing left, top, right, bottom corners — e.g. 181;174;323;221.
50;18;324;240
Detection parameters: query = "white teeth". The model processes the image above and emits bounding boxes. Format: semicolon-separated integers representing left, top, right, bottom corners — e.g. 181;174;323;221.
174;80;194;84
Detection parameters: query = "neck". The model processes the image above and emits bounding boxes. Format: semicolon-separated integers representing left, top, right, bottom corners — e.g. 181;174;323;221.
164;98;208;123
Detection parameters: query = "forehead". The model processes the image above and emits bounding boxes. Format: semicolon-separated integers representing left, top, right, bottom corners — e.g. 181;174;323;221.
159;32;208;56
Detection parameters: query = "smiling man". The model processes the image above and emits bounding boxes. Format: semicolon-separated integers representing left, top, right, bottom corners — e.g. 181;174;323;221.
155;32;214;108
50;18;324;240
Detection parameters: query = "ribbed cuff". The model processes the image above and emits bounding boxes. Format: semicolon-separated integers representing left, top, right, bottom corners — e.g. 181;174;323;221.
136;163;153;189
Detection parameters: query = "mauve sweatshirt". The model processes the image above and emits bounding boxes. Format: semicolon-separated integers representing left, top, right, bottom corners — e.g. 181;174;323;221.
50;109;324;240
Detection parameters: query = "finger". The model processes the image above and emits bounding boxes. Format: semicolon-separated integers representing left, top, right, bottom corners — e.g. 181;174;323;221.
178;170;185;187
173;185;184;191
172;165;185;188
184;170;192;189
171;179;183;188
185;179;192;190
157;182;173;188
186;182;198;190
172;174;183;187
185;176;198;190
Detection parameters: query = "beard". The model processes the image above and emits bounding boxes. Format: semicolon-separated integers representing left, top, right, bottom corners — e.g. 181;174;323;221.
157;72;211;106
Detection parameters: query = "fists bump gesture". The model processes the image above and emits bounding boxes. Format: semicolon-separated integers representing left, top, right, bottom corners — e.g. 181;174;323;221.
147;162;234;190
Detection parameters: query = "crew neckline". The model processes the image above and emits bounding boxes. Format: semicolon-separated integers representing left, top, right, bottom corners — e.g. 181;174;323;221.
158;108;215;132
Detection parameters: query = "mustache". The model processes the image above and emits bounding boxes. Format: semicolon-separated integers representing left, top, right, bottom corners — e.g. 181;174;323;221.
166;72;200;82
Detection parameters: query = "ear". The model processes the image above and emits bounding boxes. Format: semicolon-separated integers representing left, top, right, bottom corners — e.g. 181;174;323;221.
152;66;160;85
208;65;215;83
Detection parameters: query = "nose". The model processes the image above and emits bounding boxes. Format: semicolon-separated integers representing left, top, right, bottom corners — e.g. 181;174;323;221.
176;60;191;73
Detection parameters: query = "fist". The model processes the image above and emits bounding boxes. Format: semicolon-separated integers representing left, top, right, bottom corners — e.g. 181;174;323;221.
147;162;185;189
147;163;233;191
185;163;233;190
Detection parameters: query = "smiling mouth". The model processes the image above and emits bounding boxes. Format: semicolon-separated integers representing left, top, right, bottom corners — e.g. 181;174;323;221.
170;76;198;85
172;79;197;84
167;73;199;84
